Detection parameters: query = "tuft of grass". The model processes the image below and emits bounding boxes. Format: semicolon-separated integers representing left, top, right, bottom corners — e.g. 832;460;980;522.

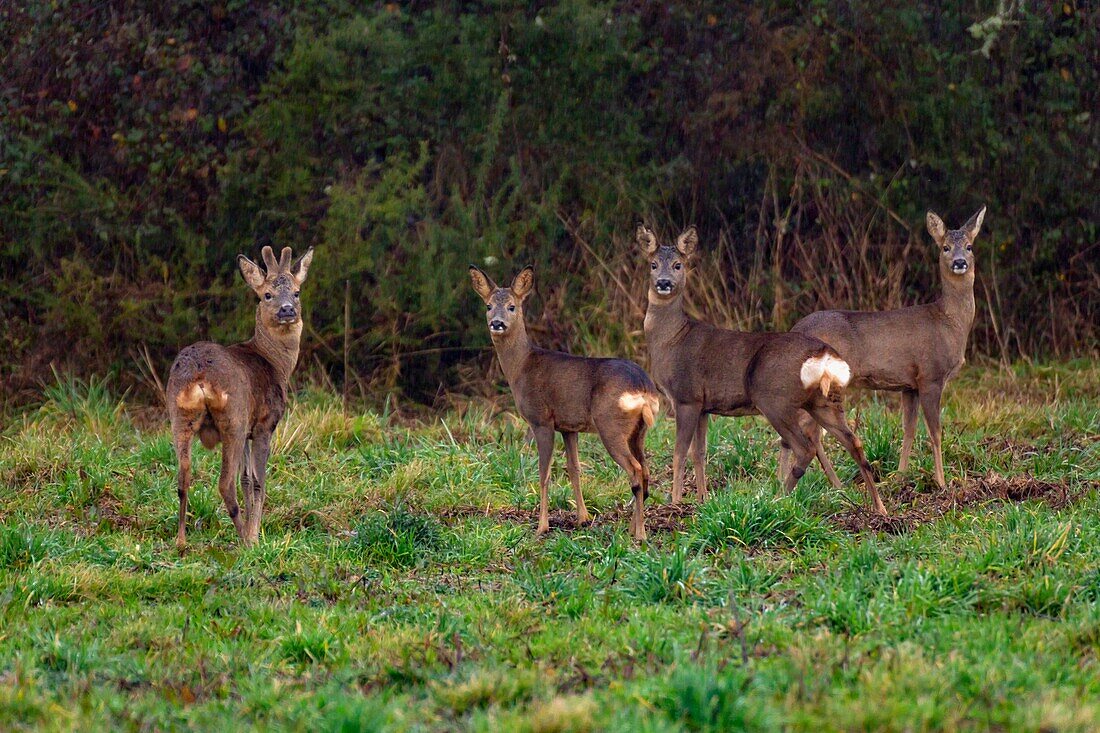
622;545;712;605
350;505;445;567
689;490;835;553
655;663;770;731
0;525;51;569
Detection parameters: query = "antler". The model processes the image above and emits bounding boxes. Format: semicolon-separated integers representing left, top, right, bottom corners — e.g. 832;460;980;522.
261;246;279;272
278;247;293;271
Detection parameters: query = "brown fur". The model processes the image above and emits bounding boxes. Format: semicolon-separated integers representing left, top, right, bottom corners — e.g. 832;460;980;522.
470;265;661;540
166;245;314;548
785;207;986;488
638;224;885;515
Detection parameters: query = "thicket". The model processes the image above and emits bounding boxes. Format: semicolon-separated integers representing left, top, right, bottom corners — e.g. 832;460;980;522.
2;1;1096;406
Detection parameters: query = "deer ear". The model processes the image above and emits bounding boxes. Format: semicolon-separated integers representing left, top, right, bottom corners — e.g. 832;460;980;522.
636;224;658;255
238;255;266;292
963;206;986;243
291;247;314;283
675;226;698;256
468;265;496;302
926;211;946;244
510;266;535;301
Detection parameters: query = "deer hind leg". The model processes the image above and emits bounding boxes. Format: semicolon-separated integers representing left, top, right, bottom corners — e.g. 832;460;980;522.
172;416;201;551
599;422;647;541
627;417;651;540
760;407;815;493
216;432;249;542
244;434;272;544
810;403;887;516
898;389;920;472
918;385;946;489
562;432;589;526
802;410;843;490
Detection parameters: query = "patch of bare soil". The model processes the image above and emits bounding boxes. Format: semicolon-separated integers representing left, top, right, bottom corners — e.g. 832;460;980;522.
439;500;698;534
834;472;1095;535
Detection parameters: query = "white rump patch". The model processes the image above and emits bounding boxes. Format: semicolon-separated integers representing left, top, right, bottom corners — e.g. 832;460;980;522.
618;392;648;411
800;354;851;396
175;380;229;411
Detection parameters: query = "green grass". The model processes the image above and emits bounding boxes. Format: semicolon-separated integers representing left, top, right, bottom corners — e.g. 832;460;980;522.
0;362;1098;731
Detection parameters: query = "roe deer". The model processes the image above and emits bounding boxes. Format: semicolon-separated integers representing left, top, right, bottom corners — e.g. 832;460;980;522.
782;207;986;489
638;225;886;515
469;265;661;540
167;245;314;548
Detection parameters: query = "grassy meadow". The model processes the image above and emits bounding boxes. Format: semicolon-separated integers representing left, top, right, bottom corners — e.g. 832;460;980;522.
1;361;1098;731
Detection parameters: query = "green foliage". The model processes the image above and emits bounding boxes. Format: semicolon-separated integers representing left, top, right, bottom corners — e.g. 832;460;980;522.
3;2;1095;403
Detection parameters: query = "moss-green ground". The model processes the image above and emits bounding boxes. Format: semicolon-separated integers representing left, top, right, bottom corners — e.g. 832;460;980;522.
1;362;1097;731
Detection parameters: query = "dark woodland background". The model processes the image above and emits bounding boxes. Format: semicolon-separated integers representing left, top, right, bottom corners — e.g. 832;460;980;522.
2;1;1097;408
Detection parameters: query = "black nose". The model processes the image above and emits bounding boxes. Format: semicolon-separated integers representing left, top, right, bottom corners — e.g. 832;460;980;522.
277;305;297;319
952;258;968;270
489;319;506;331
656;279;673;291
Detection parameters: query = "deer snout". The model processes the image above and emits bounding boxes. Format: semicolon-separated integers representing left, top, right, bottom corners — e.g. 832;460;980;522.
489;319;507;333
951;258;969;273
276;303;298;323
655;278;674;294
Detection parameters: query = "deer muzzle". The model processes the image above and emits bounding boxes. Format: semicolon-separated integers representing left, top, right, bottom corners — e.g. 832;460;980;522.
951;258;969;274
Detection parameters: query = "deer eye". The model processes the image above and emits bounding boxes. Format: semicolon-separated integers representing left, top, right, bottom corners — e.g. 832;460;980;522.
294;291;300;299
264;292;273;300
507;304;516;312
673;262;683;270
966;245;972;252
650;261;657;270
942;246;950;253
486;304;491;311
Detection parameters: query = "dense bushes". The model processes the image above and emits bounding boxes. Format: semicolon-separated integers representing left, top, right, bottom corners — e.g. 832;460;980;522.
2;1;1096;406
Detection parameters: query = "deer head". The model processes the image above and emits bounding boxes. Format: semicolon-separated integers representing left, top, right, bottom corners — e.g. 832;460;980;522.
238;246;314;332
637;224;697;300
927;207;986;280
469;265;534;338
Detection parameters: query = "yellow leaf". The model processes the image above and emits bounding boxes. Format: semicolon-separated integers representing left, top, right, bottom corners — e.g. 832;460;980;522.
67;99;77;112
1060;68;1071;81
217;116;227;133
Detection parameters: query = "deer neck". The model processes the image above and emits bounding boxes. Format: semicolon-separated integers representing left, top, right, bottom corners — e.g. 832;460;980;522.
491;321;534;388
644;290;691;347
938;270;976;330
250;309;301;385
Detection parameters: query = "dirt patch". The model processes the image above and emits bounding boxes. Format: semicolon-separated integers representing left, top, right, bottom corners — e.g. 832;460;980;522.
439;500;697;535
834;472;1094;534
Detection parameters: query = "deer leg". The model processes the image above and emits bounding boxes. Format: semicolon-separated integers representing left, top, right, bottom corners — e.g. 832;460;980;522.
173;428;196;551
810;404;887;516
918;385;946;489
240;440;254;530
532;425;555;536
672;403;701;504
562;432;589;526
216;434;249;542
627;417;651;539
898;389;920;472
808;421;843;490
600;428;647;542
245;434;271;543
692;413;709;502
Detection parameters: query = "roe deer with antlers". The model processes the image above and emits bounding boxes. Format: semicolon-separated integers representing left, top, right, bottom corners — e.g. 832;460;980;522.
782;207;986;489
469;265;661;540
638;225;886;515
167;245;314;548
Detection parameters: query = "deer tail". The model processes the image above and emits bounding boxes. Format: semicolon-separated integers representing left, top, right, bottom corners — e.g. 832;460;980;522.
618;391;661;427
800;352;851;398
